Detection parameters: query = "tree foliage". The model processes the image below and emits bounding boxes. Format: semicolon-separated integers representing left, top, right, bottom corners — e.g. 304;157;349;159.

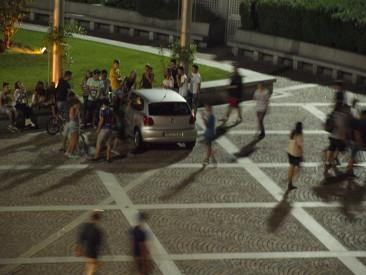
239;0;366;54
0;0;30;49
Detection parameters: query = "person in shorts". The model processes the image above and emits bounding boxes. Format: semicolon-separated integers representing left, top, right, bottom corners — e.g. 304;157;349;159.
223;64;243;124
64;98;81;159
75;211;103;275
130;212;153;275
0;82;17;131
93;100;113;162
202;104;216;166
287;122;304;190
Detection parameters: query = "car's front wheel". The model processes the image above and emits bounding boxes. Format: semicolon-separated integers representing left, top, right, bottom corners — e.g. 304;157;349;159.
134;128;144;151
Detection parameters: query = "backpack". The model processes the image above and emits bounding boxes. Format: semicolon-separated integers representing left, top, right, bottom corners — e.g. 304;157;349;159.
324;113;335;132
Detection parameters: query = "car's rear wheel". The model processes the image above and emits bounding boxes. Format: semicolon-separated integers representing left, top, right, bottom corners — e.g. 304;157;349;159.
185;141;196;150
134;128;144;151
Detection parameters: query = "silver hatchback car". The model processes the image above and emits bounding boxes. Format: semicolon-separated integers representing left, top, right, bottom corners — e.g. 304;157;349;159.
125;89;197;150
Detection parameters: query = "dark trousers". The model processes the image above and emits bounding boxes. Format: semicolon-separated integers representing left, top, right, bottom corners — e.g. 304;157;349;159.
257;111;266;135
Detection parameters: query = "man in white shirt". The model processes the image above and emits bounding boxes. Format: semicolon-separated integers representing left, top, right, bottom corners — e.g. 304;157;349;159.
189;64;201;116
86;69;104;127
253;83;270;139
177;66;188;99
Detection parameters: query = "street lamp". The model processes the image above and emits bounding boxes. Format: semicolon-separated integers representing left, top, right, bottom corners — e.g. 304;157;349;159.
52;0;64;85
180;0;193;72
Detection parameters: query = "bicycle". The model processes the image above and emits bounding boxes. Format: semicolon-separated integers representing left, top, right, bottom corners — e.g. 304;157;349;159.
46;111;67;135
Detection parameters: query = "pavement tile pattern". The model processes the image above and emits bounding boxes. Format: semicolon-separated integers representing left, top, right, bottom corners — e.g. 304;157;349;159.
0;76;366;275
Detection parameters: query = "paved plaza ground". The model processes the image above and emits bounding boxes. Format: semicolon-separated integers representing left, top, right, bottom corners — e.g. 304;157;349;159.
0;77;366;275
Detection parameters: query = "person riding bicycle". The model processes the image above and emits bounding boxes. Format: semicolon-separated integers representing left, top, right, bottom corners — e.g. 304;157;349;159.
324;102;352;175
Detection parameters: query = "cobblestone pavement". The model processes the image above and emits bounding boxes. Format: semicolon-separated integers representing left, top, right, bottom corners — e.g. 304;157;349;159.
0;80;366;275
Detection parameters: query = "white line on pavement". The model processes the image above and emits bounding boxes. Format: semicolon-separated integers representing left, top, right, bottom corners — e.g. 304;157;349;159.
0;197;114;275
1;201;366;213
275;84;320;93
302;104;327;122
96;171;182;275
197;130;328;135
2;251;366;265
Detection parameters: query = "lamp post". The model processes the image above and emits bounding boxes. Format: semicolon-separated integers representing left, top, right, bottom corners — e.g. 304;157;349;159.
52;0;64;85
180;0;192;72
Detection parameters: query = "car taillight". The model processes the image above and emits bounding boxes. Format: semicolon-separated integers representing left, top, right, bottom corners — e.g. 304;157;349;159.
143;115;154;126
189;114;196;124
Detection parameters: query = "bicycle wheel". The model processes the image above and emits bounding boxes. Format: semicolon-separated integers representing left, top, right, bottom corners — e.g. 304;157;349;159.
46;117;60;135
77;135;89;156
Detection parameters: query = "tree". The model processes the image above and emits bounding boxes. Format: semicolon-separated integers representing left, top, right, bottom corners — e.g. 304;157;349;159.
0;0;30;49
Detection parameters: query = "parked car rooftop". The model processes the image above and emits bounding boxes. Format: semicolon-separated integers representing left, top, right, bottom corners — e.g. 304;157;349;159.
134;89;186;103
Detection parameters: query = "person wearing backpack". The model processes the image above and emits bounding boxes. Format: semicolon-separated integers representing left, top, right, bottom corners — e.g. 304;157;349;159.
324;102;349;175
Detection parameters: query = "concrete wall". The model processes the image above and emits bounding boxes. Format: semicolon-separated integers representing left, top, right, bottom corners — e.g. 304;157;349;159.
229;29;366;84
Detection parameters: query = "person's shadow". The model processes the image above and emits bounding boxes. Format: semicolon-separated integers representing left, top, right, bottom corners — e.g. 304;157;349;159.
267;190;293;233
159;166;208;200
234;136;262;158
313;174;366;221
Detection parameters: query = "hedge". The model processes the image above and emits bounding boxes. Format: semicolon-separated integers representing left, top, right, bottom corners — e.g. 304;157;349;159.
68;0;219;23
239;0;366;55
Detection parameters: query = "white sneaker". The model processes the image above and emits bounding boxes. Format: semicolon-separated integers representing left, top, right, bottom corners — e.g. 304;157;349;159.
67;153;79;159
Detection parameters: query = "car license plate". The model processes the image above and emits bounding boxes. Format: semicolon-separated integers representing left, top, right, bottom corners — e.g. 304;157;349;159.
165;132;182;137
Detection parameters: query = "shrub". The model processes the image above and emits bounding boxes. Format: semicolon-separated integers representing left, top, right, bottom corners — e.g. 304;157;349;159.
239;0;366;55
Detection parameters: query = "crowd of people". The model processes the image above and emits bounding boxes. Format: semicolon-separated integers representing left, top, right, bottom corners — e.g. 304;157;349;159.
1;58;202;162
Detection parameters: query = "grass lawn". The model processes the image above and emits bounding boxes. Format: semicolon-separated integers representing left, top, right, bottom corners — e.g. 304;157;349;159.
0;29;230;94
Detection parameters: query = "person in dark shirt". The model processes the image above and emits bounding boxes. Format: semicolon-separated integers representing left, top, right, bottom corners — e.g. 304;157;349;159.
75;211;103;275
347;110;366;175
223;64;243;124
56;71;72;117
170;59;178;91
130;212;152;275
140;64;154;89
332;80;346;106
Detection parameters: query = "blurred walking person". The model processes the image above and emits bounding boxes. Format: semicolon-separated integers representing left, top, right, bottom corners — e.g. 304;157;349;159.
253;83;270;139
223;64;243;124
130;213;153;275
75;211;103;275
287;122;304;190
202;104;216;166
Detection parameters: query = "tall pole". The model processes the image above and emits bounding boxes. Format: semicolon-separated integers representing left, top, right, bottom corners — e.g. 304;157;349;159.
52;0;64;85
180;0;193;73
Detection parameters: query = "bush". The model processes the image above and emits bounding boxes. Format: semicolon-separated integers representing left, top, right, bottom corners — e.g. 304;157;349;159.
239;0;366;55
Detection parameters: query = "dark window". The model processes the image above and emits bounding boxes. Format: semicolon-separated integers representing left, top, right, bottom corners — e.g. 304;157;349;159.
149;102;191;116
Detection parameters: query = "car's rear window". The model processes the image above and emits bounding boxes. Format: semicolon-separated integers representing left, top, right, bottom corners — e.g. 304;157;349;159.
149;102;191;116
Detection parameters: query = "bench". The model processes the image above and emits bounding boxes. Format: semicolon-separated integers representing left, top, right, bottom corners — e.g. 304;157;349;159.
0;106;53;132
27;4;209;48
